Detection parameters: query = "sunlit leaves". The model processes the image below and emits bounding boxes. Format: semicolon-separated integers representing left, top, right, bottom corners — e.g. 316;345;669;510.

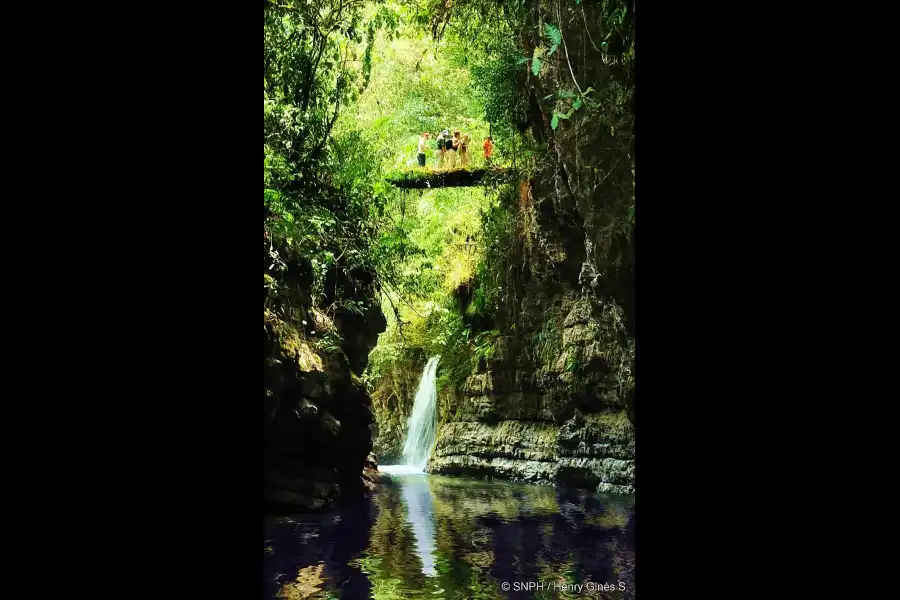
550;112;570;130
531;47;543;76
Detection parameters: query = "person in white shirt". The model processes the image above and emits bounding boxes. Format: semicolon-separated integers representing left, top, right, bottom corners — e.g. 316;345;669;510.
417;132;431;167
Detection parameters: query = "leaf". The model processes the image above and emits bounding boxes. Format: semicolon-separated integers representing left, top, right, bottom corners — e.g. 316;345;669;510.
573;97;583;110
601;41;609;52
543;93;555;101
516;56;528;65
531;47;543;76
551;114;559;130
544;23;562;47
372;115;390;130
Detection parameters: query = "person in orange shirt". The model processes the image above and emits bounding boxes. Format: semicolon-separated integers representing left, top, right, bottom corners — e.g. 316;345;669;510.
482;136;494;165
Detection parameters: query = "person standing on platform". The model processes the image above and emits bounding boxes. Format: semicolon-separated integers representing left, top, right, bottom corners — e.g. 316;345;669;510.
482;136;494;165
435;129;449;169
417;132;431;167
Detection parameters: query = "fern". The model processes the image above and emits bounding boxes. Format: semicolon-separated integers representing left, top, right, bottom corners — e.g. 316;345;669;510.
545;24;562;47
545;23;561;56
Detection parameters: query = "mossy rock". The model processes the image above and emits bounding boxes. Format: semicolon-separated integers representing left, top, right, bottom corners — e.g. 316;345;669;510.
433;421;559;462
557;410;634;460
563;322;599;346
556;457;634;486
564;299;594;327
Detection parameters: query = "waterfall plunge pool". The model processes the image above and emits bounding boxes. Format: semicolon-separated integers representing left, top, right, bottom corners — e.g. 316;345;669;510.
264;473;635;599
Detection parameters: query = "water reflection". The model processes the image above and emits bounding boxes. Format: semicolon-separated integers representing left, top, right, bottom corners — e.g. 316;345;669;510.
398;475;438;576
264;475;634;599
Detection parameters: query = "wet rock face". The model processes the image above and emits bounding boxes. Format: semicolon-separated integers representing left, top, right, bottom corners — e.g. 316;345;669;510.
430;412;633;493
264;257;386;513
430;292;634;494
264;348;379;512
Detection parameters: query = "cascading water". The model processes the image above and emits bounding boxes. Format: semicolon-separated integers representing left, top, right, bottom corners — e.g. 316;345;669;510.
401;355;440;470
376;356;441;577
382;356;440;474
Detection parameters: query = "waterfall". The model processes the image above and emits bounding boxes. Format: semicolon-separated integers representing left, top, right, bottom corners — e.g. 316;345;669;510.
377;357;441;576
400;355;440;471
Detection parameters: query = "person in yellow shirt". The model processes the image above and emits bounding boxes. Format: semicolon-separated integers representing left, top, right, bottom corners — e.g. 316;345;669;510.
459;134;470;166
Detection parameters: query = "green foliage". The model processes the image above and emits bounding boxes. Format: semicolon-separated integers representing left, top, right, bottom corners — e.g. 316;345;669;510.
531;48;543;76
564;354;582;373
471;329;500;370
470;49;526;138
532;314;563;369
545;24;562;55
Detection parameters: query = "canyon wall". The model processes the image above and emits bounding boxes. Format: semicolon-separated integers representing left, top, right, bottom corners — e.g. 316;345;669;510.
264;243;386;512
428;0;634;494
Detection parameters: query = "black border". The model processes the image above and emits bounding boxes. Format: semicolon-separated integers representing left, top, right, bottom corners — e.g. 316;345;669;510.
636;0;803;592
62;0;823;596
88;3;263;597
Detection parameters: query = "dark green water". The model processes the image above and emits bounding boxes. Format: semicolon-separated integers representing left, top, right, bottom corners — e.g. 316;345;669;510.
264;474;634;599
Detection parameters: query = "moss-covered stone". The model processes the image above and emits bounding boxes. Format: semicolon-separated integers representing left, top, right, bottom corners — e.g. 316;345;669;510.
563;322;599;346
557;457;634;486
428;455;558;482
497;392;550;421
428;416;633;492
564;299;594;327
463;370;535;396
433;421;559;462
597;482;635;495
264;241;386;513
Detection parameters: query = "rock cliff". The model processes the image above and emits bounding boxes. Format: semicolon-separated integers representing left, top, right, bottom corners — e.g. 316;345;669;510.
428;1;634;493
264;240;386;512
429;300;634;494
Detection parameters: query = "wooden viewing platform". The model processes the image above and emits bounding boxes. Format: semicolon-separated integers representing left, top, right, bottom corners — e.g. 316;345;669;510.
386;167;512;189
